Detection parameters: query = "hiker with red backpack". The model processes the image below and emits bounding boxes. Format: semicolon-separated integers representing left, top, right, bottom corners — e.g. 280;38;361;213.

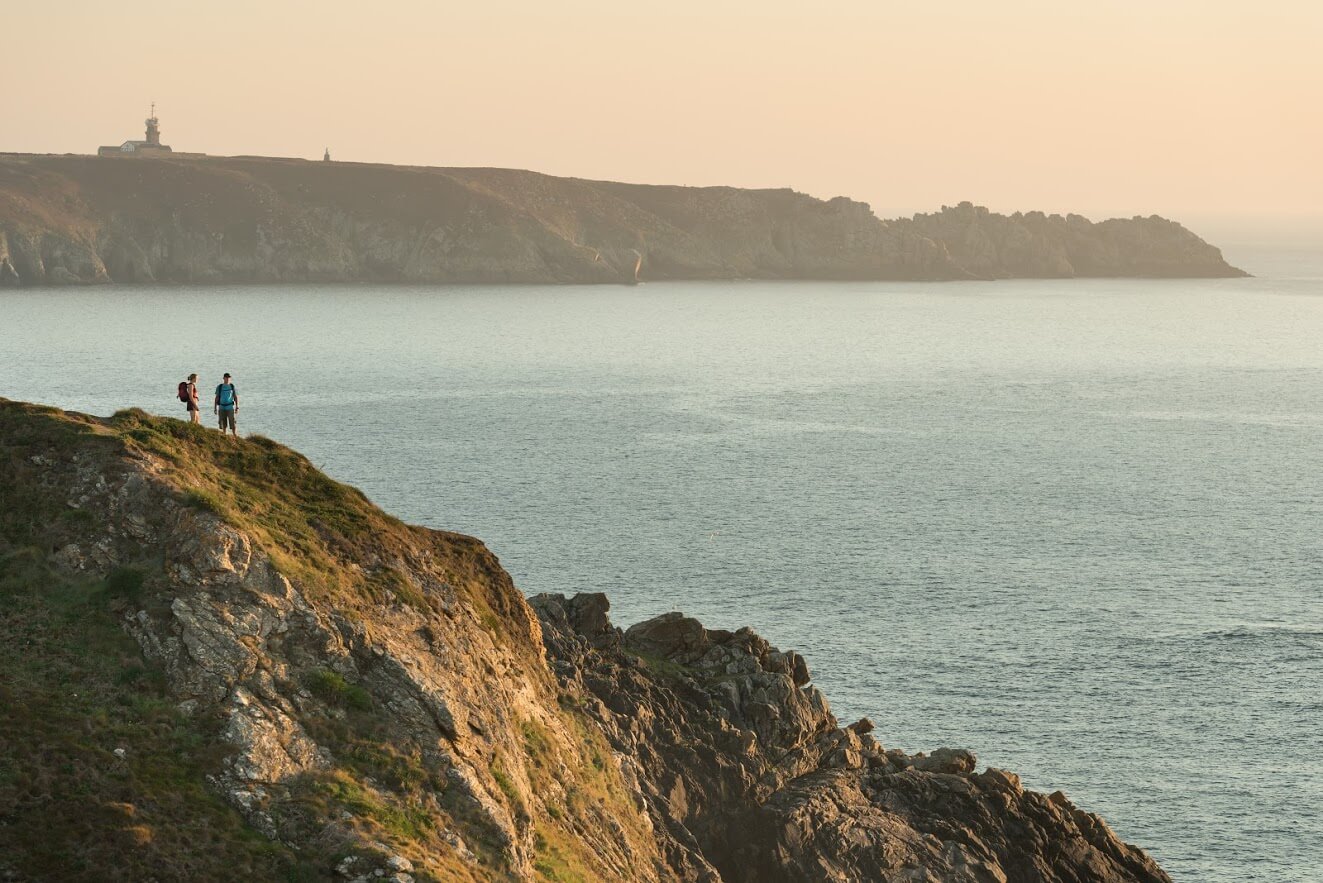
177;374;201;424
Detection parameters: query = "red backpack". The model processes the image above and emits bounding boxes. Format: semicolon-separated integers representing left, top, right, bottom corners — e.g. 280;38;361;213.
178;381;191;403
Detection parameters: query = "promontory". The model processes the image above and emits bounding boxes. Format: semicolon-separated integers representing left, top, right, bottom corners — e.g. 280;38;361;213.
0;153;1244;286
0;398;1171;881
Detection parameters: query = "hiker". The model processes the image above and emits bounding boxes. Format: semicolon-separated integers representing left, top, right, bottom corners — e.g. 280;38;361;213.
214;373;240;437
178;373;201;424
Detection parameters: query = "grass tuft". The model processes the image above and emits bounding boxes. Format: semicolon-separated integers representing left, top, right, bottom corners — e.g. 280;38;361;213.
305;668;373;712
101;566;146;602
489;758;523;811
182;489;225;515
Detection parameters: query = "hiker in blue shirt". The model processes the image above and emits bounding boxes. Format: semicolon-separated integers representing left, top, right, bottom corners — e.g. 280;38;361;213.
214;373;240;437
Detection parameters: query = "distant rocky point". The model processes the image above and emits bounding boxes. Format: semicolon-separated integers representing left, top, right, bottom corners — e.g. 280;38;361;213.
0;153;1245;286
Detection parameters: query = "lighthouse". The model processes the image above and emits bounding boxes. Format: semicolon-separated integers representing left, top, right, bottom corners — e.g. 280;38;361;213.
97;102;175;156
145;102;162;146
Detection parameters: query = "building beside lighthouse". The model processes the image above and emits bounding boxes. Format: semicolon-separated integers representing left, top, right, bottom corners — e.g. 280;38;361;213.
98;104;174;156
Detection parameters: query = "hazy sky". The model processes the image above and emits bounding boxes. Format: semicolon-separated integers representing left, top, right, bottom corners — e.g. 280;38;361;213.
5;1;1320;228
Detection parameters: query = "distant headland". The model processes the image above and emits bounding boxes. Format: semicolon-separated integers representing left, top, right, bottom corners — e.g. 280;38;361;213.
0;119;1246;286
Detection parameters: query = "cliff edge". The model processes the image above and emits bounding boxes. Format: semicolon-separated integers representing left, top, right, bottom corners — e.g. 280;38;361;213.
0;399;1170;882
0;154;1243;286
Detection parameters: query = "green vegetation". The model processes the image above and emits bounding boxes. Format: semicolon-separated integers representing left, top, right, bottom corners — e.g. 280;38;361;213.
294;671;466;877
342;741;438;793
515;710;663;883
489;758;523;813
108;409;394;602
98;408;523;637
0;401;539;662
0;549;309;881
0;402;315;877
298;770;434;843
305;668;373;712
521;718;552;758
0;402;115;550
629;649;695;683
364;565;428;611
532;827;591;883
101;566;146;603
181;488;225;514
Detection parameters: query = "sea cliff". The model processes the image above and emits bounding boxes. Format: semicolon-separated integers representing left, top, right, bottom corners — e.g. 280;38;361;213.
0;154;1243;287
0;399;1170;881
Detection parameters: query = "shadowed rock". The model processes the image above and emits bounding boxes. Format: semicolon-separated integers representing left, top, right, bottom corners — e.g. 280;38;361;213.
532;591;1173;882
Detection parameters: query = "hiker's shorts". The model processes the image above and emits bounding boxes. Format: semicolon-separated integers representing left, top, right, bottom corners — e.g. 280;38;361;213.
218;409;236;432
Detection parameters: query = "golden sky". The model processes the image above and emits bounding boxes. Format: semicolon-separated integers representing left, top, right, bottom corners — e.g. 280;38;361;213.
5;0;1320;226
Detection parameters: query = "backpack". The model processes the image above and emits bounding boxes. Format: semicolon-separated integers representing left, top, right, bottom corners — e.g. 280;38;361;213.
178;381;190;403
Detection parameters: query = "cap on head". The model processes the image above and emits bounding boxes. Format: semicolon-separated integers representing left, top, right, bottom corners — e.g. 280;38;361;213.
223;373;231;379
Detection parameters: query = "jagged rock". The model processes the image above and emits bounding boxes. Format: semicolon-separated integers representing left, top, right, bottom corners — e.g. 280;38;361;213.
913;746;978;775
901;201;1247;279
623;612;712;664
535;593;1171;882
975;768;1023;794
531;591;622;655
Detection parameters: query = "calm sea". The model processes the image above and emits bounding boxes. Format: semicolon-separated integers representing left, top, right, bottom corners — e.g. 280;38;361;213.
3;247;1320;881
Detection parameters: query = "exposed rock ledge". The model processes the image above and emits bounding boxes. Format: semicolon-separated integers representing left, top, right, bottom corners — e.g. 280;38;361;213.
531;595;1169;882
0;153;1244;287
0;399;1170;881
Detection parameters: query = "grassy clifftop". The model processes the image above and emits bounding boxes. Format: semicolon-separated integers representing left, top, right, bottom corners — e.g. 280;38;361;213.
0;402;526;626
0;401;657;882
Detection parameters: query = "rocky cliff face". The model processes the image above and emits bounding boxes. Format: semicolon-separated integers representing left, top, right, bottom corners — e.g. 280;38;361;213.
531;596;1170;883
0;154;1243;287
0;400;1171;882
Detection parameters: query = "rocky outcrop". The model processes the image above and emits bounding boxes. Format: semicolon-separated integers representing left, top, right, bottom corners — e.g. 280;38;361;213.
531;594;1171;883
0;154;1244;286
0;400;1170;881
900;202;1246;279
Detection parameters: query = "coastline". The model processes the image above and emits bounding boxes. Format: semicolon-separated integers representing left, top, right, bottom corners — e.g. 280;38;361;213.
0;154;1246;288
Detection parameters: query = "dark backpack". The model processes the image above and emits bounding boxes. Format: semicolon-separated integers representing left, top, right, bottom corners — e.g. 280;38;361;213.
178;381;190;403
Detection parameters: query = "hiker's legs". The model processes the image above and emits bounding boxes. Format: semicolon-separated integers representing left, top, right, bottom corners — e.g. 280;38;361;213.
190;407;200;425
